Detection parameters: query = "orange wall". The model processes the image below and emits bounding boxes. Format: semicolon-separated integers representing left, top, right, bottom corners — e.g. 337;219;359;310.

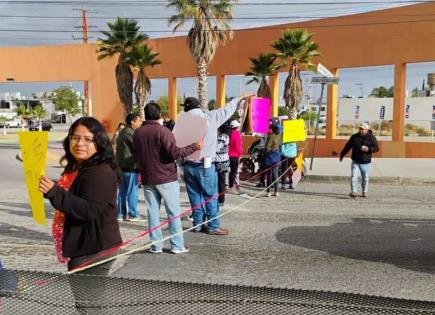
1;3;435;155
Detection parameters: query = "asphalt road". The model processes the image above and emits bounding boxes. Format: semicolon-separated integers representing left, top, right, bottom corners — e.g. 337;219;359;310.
0;143;434;302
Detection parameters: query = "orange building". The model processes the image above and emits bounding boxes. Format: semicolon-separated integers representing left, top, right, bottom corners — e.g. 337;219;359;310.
0;3;435;157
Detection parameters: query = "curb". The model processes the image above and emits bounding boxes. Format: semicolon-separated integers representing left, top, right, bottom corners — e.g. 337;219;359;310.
304;175;435;185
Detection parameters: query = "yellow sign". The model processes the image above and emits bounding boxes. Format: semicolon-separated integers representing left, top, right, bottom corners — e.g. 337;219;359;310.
282;119;306;143
18;131;48;225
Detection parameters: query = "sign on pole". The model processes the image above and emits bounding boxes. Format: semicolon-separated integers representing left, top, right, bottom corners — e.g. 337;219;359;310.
317;63;335;78
311;77;339;85
380;105;385;120
355;105;360;119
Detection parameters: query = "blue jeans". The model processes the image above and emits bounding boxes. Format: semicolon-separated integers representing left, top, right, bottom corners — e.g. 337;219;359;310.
351;161;371;193
183;163;220;232
143;181;185;251
117;172;139;218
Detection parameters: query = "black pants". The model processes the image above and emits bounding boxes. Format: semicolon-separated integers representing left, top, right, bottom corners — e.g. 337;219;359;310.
266;166;279;193
217;171;227;204
68;251;124;314
281;157;296;185
229;157;239;188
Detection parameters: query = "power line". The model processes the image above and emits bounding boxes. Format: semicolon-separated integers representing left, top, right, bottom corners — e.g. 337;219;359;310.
2;15;435;33
3;13;435;20
0;0;430;5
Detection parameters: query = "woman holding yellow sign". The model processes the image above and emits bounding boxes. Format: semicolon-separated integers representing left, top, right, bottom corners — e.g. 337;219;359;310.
38;117;122;274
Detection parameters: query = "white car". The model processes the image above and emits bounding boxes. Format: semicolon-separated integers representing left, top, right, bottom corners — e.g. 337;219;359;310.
5;120;21;128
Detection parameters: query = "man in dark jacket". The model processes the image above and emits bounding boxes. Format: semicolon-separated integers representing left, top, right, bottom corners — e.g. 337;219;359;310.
116;113;143;221
134;102;202;254
340;122;379;198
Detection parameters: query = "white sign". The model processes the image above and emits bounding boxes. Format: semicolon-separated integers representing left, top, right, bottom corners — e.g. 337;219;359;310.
172;112;207;161
311;77;339;85
317;63;334;78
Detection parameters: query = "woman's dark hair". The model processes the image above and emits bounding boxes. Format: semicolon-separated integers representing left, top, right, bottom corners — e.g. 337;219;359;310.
125;113;140;126
272;124;280;135
218;121;231;135
61;117;121;179
116;122;126;131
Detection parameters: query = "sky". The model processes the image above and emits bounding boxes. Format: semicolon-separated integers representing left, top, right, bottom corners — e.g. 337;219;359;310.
0;0;434;105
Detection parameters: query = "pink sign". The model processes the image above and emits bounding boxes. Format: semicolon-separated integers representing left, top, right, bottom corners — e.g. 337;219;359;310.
251;97;271;133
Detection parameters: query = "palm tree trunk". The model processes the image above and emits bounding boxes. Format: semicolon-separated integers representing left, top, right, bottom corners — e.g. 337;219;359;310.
284;64;303;120
115;62;133;115
197;59;208;111
257;78;272;99
134;69;151;120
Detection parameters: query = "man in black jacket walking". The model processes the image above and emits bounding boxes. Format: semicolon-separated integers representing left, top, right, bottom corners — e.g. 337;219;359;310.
339;122;379;198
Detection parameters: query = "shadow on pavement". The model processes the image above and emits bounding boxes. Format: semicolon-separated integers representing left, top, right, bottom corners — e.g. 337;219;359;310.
0;222;52;242
0;201;54;220
278;190;350;200
276;218;435;274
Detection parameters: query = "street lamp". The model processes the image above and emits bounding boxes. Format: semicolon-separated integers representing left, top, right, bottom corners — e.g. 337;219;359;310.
355;83;364;98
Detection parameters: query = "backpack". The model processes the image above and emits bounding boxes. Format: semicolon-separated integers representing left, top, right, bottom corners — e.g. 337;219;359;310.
265;150;281;166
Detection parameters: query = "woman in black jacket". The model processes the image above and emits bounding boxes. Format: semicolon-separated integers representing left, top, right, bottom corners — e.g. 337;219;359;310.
39;117;122;274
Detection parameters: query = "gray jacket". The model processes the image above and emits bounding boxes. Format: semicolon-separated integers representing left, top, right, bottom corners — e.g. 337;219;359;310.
186;98;240;162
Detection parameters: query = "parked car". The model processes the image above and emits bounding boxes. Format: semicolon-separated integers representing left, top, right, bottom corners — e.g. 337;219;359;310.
28;120;53;131
5;120;21;128
317;117;326;129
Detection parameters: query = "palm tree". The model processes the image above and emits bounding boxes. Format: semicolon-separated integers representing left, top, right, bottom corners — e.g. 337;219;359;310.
245;53;282;99
125;44;162;119
15;102;31;131
168;0;238;110
97;17;148;115
272;29;319;119
32;105;48;131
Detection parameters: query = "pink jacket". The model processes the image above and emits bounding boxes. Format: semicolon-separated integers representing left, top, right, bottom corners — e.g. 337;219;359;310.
228;129;243;158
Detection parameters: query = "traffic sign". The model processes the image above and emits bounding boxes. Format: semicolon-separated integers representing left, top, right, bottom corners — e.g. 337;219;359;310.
317;63;334;78
311;77;339;85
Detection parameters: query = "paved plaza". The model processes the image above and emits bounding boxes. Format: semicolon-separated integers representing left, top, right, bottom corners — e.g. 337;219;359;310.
0;138;434;302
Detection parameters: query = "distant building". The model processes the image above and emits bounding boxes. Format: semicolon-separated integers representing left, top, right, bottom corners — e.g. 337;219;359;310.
338;96;435;130
0;89;82;120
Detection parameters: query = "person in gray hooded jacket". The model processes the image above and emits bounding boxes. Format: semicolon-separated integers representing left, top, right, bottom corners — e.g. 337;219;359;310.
182;95;249;235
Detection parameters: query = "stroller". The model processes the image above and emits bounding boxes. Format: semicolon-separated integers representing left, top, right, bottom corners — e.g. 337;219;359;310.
239;138;265;181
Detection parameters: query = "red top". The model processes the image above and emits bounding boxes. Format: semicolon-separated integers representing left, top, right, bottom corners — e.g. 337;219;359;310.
228;129;243;158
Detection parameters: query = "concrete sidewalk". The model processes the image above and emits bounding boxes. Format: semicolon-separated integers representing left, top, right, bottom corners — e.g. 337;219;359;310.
305;158;435;184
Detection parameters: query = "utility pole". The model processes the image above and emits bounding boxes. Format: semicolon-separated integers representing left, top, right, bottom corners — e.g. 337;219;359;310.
80;9;89;115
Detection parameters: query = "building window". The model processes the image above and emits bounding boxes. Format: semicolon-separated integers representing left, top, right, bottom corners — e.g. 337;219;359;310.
0;100;10;109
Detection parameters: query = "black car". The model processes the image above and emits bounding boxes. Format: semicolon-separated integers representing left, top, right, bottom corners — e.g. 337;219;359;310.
28;120;53;131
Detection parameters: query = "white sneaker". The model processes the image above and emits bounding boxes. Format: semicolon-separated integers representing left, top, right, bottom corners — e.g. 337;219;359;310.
170;246;190;254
